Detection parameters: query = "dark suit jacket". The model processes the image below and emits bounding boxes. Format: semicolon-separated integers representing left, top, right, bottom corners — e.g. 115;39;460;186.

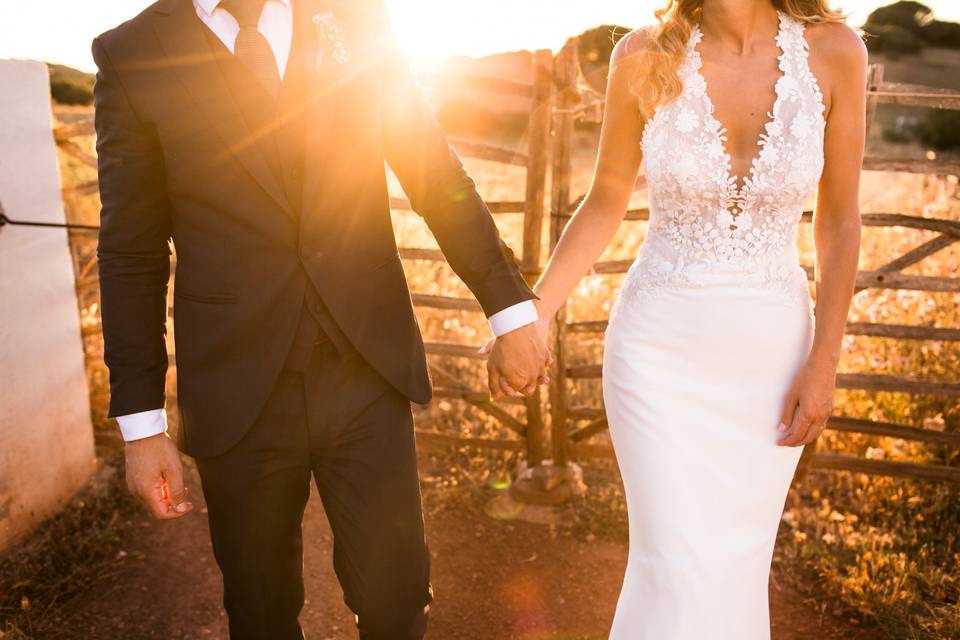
94;0;535;457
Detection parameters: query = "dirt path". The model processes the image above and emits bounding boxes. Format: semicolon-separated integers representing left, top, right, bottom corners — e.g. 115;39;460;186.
35;459;873;640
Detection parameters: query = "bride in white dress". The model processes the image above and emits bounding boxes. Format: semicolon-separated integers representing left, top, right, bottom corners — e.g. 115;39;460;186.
525;0;866;637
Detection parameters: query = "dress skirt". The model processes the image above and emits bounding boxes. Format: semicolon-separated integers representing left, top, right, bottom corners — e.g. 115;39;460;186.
602;284;814;639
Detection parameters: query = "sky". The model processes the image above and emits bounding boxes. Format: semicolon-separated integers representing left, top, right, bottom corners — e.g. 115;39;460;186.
2;0;959;72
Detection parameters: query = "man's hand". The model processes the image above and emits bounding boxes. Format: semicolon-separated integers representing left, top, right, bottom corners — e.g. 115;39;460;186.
124;433;194;520
482;323;552;400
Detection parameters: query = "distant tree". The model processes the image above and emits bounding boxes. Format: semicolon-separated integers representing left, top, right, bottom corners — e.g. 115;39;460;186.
50;79;93;106
577;25;631;67
922;20;960;48
864;23;926;55
47;64;95;106
863;1;935;55
575;25;633;94
866;1;934;34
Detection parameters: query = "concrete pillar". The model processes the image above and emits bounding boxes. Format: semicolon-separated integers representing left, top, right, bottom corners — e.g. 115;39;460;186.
0;60;95;552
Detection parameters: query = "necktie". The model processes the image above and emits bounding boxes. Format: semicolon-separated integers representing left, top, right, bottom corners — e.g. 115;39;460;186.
220;0;281;97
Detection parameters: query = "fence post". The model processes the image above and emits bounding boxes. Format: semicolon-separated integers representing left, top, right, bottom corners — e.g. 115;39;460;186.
864;64;885;140
519;50;555;469
509;42;586;506
549;43;579;471
522;50;554;280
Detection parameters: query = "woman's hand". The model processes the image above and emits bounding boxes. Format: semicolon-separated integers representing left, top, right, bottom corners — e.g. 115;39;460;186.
530;298;552;341
777;356;838;447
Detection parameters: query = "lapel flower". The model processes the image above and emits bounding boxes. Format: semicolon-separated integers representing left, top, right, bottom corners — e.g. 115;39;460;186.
312;12;351;70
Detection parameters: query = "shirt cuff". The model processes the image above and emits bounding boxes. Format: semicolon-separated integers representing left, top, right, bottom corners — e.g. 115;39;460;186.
488;300;538;337
116;409;168;442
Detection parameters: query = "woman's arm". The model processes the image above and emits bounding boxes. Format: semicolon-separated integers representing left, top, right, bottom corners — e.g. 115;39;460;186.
779;24;867;446
532;33;649;319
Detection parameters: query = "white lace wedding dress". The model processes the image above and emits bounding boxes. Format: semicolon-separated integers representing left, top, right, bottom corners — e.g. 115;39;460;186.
603;13;824;639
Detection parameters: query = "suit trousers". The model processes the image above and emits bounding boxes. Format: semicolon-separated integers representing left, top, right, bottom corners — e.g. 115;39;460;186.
195;341;432;640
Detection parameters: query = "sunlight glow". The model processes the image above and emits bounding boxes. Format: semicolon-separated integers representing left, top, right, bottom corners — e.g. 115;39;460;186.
384;0;960;68
0;0;959;72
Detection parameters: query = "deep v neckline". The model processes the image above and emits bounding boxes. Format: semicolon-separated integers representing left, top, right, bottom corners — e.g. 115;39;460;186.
692;12;787;215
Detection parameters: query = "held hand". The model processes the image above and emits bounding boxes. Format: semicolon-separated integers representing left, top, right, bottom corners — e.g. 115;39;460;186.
125;433;194;520
481;322;552;400
777;357;837;447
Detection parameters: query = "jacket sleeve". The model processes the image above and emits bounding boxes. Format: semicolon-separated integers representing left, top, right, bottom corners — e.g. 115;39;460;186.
92;36;172;418
373;19;536;316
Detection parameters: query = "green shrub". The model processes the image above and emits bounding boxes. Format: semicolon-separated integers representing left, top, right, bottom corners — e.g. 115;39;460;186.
575;25;632;95
922;20;960;49
882;126;914;144
866;1;935;35
576;24;630;68
919;109;960;150
47;63;95;106
864;23;927;55
50;78;93;106
865;2;960;52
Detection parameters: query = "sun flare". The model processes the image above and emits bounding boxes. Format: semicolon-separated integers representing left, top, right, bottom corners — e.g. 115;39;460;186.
386;3;519;67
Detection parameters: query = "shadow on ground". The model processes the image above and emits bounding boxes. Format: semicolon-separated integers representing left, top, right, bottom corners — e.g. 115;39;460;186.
23;456;874;640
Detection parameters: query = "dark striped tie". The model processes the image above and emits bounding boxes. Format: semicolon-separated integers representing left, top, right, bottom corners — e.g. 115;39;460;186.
221;0;281;97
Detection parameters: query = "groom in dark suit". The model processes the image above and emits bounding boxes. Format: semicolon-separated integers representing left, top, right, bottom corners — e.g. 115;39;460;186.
93;0;550;637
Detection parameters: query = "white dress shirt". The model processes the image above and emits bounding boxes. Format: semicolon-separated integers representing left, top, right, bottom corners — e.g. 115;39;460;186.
116;0;538;442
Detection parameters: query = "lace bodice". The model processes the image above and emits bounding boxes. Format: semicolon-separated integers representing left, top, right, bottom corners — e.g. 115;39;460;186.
612;13;825;320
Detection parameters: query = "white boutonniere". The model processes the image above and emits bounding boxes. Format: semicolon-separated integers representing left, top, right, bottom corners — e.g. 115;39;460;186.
312;12;350;70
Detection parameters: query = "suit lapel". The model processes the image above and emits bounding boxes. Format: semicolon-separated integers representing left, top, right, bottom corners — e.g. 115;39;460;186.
151;0;295;220
297;0;353;223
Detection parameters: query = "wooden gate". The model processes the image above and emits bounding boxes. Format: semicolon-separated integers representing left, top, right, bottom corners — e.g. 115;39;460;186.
546;44;960;485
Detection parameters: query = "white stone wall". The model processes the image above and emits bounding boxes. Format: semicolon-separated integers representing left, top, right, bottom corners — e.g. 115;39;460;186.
0;60;95;552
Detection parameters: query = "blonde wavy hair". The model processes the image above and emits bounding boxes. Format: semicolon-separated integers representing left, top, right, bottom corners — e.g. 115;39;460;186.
629;0;844;119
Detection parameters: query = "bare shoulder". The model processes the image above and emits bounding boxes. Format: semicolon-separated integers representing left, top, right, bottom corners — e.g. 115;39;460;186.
805;21;868;75
611;27;658;69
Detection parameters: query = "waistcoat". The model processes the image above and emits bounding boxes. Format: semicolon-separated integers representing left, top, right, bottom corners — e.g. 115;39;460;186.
202;23;353;369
